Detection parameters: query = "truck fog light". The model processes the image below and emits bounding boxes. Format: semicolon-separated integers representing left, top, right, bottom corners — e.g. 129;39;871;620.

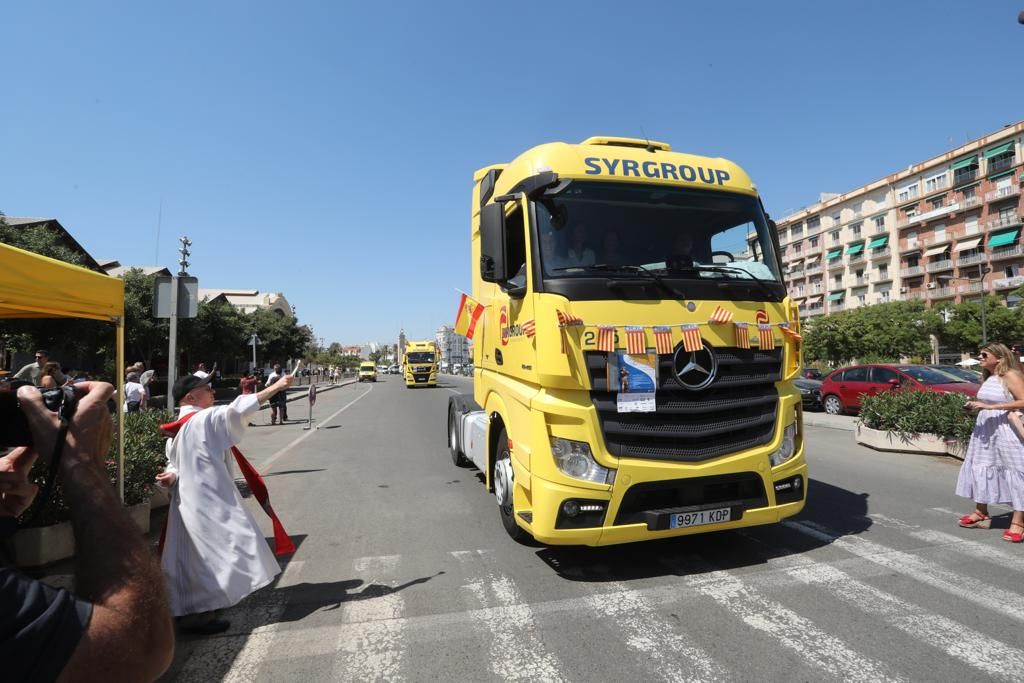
769;423;798;467
550;438;614;484
562;500;581;517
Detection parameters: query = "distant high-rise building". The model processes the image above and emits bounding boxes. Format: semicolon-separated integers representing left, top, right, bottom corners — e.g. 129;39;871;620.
436;325;469;368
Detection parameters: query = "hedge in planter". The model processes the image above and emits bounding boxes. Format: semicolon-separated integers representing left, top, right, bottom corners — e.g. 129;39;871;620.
20;409;173;528
858;390;975;448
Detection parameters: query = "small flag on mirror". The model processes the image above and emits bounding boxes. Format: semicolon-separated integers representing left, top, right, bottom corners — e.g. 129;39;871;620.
654;326;673;355
681;324;702;352
597;325;615;352
734;322;750;349
522;319;536;338
758;323;775;350
709;305;733;324
779;322;802;341
625;326;645;354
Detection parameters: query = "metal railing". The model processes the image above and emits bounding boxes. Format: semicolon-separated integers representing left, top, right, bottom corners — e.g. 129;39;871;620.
874;271;893;282
900;240;921;252
870;248;891;260
848;252;865;264
928;286;957;298
853;277;870;286
985;185;1021;202
959;282;984;294
986;213;1020;231
992;275;1024;290
988;156;1018;175
990;244;1024;261
953;169;978;187
906;292;926;301
804;264;823;275
956;252;986;267
926;259;954;273
900;266;924;277
962;196;982;209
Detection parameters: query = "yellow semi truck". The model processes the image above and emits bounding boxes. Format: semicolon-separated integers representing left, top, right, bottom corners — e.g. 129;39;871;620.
404;340;440;387
447;136;806;546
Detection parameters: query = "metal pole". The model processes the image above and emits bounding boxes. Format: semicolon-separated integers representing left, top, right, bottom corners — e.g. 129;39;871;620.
980;287;988;345
167;274;178;405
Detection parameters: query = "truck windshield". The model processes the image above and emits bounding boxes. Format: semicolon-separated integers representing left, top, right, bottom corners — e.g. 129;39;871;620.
407;352;435;363
533;181;782;294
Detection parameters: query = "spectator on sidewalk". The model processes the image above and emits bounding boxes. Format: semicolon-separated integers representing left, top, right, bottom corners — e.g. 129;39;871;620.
14;350;64;387
265;364;288;424
238;369;258;395
1;381;175;681
124;371;147;413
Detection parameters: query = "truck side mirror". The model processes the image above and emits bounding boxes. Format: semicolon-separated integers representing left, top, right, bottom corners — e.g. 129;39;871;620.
480;202;509;283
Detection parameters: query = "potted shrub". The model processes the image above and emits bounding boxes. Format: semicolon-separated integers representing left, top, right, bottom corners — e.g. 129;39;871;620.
857;390;975;455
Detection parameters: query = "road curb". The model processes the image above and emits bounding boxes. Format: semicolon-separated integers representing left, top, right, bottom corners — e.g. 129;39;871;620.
803;413;857;432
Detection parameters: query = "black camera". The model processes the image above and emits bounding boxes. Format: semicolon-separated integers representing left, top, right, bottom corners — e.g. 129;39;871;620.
0;384;78;448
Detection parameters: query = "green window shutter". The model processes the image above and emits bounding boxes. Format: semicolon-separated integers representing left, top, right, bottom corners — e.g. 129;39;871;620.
846;243;865;255
951;155;978;170
984;142;1014;158
868;236;889;249
988;229;1020;248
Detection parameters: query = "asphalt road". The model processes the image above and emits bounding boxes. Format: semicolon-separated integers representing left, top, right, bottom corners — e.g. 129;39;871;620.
160;375;1024;682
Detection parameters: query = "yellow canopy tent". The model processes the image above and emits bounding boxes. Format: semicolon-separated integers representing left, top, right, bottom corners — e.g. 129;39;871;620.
0;241;127;500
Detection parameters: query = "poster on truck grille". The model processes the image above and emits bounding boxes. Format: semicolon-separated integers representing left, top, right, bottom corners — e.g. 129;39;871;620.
608;352;658;413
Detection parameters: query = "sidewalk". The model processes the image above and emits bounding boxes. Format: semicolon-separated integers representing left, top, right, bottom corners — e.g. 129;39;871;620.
803;411;857;432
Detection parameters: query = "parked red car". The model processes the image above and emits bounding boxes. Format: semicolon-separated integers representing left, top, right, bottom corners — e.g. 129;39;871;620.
820;364;979;415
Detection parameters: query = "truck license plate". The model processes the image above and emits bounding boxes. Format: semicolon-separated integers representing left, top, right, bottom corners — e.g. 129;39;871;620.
669;507;730;529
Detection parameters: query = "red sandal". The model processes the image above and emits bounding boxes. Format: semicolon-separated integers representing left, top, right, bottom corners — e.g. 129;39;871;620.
1003;523;1024;543
958;511;992;529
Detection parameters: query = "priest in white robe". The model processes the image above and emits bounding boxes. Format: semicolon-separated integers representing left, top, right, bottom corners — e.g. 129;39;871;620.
156;371;294;634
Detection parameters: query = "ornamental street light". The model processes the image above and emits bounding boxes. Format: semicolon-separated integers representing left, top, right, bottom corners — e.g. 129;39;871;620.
937;265;992;345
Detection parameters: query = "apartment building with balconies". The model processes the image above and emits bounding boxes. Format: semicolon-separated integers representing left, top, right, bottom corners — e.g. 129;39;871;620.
776;122;1024;318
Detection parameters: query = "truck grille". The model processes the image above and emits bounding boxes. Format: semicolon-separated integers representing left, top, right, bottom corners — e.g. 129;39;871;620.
585;347;781;462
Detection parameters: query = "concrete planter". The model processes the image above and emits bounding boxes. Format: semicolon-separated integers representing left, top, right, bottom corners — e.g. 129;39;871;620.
855;423;949;455
14;501;151;568
945;440;967;460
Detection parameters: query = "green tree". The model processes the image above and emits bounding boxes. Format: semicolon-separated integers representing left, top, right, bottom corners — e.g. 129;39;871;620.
937;296;1024;352
803;300;939;365
178;299;249;370
121;268;169;367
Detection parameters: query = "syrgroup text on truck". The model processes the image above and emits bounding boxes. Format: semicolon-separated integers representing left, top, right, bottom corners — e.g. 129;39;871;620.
447;136;806;546
404;340;439;387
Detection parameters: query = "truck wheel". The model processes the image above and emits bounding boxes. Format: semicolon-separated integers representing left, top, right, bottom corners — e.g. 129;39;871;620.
494;427;528;542
448;407;470;467
823;395;844;415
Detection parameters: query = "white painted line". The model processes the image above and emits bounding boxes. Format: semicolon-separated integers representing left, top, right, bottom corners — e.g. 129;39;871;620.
455;551;566;682
867;513;919;531
353;554;401;574
786;520;1024;625
688;569;900;682
911;528;1024;574
929;506;961;516
585;582;726;682
259;385;373;474
333;554;408;682
787;560;1024;680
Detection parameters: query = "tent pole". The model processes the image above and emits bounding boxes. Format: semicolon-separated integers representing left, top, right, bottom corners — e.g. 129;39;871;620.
117;318;125;504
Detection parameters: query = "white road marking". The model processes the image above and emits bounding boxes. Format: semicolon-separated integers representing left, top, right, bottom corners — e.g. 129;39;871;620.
455;550;566;682
867;513;919;531
911;528;1024;574
786;560;1024;680
585;582;726;682
333;555;408;682
260;385;373;474
786;520;1024;624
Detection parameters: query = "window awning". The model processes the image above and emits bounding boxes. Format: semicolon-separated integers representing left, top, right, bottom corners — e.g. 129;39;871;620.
868;235;889;249
984;142;1014;158
955;236;983;252
988;229;1020;248
788;258;804;267
827;292;845;301
952;155;978;170
826;248;843;259
846;243;865;255
805;295;822;304
989;170;1014;181
924;245;950;257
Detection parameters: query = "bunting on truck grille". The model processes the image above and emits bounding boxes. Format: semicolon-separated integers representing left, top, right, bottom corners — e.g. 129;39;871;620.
522;319;536;338
556;310;584;353
653;326;673;355
708;305;733;324
779;322;802;341
681;324;703;352
625;326;645;354
758;323;776;351
734;322;750;349
596;325;616;353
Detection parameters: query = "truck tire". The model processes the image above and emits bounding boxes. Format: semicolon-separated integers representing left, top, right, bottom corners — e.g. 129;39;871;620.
494;427;528;542
448;406;470;467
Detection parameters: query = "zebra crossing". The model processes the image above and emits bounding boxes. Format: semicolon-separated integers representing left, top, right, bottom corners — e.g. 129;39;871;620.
162;510;1024;682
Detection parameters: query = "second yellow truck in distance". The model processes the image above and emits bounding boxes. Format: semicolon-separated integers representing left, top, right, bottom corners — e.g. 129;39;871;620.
404;340;440;387
447;135;806;546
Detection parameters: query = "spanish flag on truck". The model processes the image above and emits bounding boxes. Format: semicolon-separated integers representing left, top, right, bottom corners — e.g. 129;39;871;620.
454;292;484;339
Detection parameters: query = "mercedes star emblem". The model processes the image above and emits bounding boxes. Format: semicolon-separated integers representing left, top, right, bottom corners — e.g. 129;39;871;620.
672;342;718;391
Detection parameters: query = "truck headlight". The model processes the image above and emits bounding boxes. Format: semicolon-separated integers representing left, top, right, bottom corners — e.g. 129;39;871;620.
769;423;798;467
550;438;614;484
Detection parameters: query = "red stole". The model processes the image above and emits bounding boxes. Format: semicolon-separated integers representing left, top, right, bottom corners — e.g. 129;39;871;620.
158;410;296;556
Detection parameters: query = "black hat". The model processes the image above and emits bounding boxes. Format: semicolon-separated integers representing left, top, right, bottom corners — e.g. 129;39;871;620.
172;373;213;402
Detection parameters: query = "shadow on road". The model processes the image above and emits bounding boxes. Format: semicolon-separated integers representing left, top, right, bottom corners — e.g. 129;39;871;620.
536;478;871;583
262;468;326;478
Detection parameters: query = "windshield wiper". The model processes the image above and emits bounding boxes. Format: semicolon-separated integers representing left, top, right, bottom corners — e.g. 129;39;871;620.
664;264;779;300
551;263;683;296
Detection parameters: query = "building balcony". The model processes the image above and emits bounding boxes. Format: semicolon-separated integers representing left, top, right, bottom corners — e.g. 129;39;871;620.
830;301;846;312
806;305;824;316
804;263;822;275
874;272;893;283
905;291;926;301
990;244;1024;261
870;248;891;260
987;213;1021;231
988;156;1018;176
922;232;956;248
826;258;845;271
954;169;978;187
848;252;865;265
899;239;922;253
900;265;925;278
961;196;983;210
802;245;822;257
992;275;1024;291
896;214;920;229
959;282;984;295
926;259;954;273
924;177;950;194
986;184;1021;203
928;286;957;299
853;277;870;287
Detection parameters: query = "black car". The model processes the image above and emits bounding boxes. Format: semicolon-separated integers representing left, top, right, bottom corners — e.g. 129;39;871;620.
793;378;823;411
801;368;824;380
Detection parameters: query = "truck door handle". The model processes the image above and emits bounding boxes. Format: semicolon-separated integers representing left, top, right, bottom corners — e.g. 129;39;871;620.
495;349;503;366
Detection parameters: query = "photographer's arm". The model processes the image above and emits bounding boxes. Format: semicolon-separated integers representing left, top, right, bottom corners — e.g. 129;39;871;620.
19;384;174;683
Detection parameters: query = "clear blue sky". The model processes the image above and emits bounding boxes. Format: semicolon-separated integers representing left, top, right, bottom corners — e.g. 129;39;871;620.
3;2;1022;344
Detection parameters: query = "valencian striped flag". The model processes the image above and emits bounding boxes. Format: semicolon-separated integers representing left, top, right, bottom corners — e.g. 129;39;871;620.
556;310;584;353
522;319;536;338
680;324;702;352
709;305;733;324
625;326;645;354
758;323;776;350
734;322;750;349
596;325;616;353
454;293;484;340
779;322;802;341
653;326;673;355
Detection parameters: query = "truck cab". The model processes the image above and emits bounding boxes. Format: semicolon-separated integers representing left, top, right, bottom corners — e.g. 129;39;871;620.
358;362;377;382
448;135;805;546
404;340;439;387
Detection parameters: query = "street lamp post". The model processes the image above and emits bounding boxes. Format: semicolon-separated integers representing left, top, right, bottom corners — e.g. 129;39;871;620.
938;265;991;345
